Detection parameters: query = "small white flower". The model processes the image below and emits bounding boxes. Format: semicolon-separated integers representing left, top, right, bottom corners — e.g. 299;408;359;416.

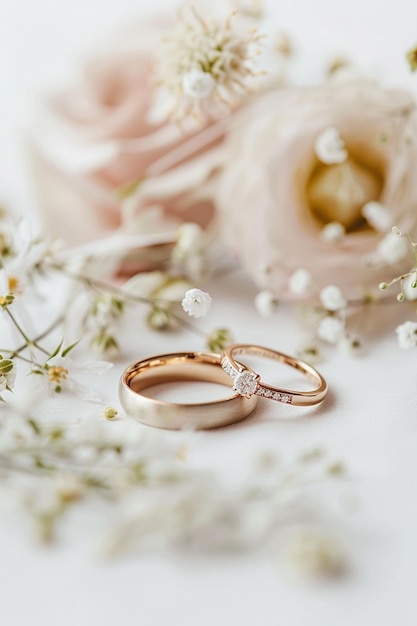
395;321;417;349
317;316;345;344
319;285;347;311
320;222;345;242
254;290;279;317
315;128;348;165
288;269;312;295
181;288;212;318
45;356;113;402
362;201;392;232
182;69;216;99
377;232;408;265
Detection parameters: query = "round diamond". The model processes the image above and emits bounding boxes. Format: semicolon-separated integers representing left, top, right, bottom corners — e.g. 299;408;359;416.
233;371;258;396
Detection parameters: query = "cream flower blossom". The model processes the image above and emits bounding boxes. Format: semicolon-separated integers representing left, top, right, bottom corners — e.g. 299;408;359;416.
181;288;212;317
216;80;417;300
30;17;229;254
395;321;417;349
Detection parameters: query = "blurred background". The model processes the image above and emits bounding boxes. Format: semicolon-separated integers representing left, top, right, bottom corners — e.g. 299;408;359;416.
1;0;417;214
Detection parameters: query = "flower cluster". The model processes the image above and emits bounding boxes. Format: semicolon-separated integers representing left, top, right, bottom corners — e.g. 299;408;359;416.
26;1;417;357
0;399;346;568
155;6;264;120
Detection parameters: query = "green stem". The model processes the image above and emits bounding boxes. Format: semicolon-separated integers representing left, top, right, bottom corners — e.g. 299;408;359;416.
48;264;207;339
3;308;58;357
4;307;33;345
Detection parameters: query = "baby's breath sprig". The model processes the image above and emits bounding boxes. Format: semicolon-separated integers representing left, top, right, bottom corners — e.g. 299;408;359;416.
0;401;347;568
377;226;417;348
378;226;417;302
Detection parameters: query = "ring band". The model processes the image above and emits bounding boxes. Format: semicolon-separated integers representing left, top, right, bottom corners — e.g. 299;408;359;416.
119;352;258;430
221;344;327;406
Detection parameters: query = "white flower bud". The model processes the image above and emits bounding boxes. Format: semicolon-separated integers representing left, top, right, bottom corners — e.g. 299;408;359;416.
182;69;216;99
317;316;345;344
288;268;312;295
315;127;347;164
395;320;417;349
320;222;345;242
319;285;347;311
254;290;279;317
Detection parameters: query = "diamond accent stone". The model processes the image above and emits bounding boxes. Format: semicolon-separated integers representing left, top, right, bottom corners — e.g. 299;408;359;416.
233;370;258;396
256;386;293;404
221;358;235;377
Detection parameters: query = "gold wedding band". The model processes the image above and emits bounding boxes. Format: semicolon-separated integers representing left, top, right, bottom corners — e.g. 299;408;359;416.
221;344;327;406
119;352;258;430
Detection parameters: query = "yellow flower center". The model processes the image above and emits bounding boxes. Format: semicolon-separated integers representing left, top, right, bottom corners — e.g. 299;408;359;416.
8;276;19;293
307;157;383;231
48;366;69;385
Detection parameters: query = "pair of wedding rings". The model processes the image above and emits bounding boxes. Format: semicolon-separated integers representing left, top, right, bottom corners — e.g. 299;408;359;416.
119;344;328;430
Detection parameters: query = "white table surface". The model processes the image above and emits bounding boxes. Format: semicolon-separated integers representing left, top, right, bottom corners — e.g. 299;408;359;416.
1;1;417;625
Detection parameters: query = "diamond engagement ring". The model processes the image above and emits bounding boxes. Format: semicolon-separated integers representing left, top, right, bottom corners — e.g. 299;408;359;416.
221;344;328;406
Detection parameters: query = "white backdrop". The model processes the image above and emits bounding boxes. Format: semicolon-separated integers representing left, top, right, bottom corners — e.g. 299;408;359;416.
1;1;417;625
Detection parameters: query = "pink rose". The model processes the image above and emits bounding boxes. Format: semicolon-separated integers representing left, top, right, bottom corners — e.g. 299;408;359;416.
30;20;223;246
216;79;417;300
